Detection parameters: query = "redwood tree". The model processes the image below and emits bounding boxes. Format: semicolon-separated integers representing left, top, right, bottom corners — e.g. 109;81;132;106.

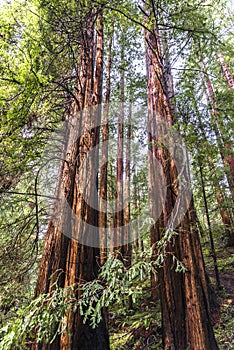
99;27;114;265
218;51;234;89
34;7;109;350
113;36;125;252
145;15;219;350
201;59;234;200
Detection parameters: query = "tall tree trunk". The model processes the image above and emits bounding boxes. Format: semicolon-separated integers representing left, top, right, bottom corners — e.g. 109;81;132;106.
199;165;221;288
218;51;234;89
34;10;109;350
147;61;161;300
99;28;114;265
132;165;144;251
114;39;125;253
145;23;219;350
216;189;234;246
201;60;234;200
124;102;133;308
123;102;132;267
196;112;234;246
161;31;176;119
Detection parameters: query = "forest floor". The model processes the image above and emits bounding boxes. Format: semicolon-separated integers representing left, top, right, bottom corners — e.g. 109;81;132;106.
109;246;234;350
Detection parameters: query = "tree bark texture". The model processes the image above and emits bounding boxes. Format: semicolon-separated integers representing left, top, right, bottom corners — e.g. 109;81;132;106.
34;10;109;350
113;40;125;253
201;60;234;200
99;29;113;264
196;112;234;246
145;26;219;350
218;51;234;89
199;165;221;288
123;102;132;269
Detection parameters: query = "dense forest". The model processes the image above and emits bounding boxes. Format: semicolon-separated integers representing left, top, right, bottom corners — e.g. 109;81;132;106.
0;0;233;349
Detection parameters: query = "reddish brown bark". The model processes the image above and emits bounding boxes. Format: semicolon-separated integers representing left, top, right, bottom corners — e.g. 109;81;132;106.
123;103;133;309
197;112;234;247
146;25;218;350
218;51;234;89
34;10;109;350
216;190;234;246
132;166;144;251
113;40;125;253
123;103;132;268
99;29;113;265
201;60;234;200
199;165;221;288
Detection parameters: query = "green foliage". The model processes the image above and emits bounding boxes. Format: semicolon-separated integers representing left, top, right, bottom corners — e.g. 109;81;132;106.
0;284;75;349
0;243;185;348
78;250;159;327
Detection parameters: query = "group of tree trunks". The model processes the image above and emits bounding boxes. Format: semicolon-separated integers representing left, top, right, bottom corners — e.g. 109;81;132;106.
32;5;234;350
34;9;109;350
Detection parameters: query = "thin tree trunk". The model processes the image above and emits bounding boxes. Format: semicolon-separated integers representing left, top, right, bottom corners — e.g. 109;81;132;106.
161;30;176;119
196;112;234;246
132;165;138;248
216;189;234;246
132;165;144;251
114;39;124;253
124;102;133;308
199;165;221;288
201;60;234;200
123;102;132;266
99;28;114;265
218;51;234;89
